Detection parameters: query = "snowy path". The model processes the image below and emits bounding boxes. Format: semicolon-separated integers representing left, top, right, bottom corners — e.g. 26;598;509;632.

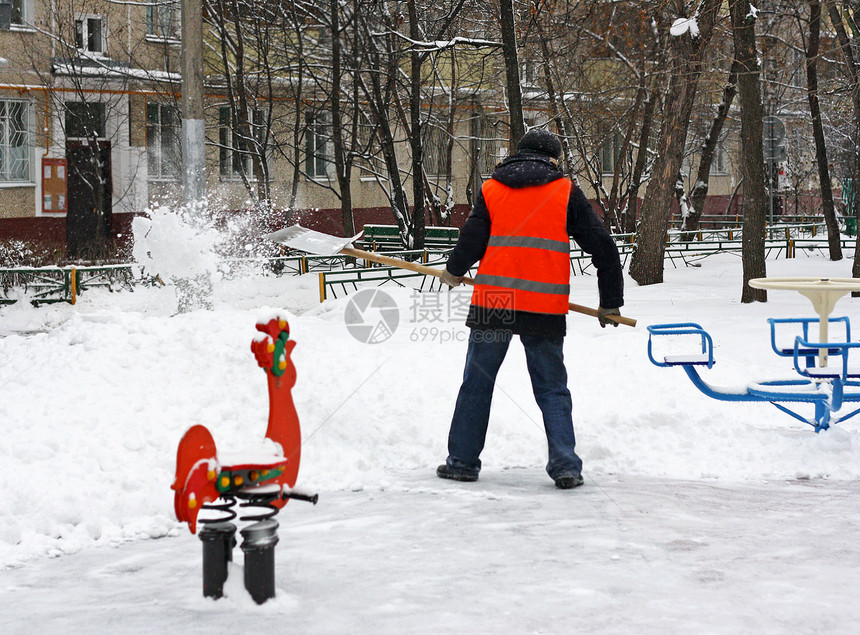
3;469;859;634
3;251;860;632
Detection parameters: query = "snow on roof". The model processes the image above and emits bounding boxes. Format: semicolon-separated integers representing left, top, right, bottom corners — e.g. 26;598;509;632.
52;58;180;84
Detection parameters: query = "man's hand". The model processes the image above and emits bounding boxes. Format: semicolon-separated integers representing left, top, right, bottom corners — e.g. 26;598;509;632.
597;306;621;328
440;269;464;288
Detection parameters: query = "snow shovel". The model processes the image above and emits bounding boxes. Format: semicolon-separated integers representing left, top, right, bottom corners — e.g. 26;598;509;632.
265;225;636;327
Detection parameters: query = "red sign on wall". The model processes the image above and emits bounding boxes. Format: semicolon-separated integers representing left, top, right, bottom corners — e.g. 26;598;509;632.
42;158;68;214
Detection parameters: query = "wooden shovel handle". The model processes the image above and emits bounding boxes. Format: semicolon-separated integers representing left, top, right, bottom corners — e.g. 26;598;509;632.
340;247;636;328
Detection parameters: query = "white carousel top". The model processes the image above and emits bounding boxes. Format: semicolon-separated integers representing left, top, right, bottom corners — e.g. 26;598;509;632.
749;277;860;366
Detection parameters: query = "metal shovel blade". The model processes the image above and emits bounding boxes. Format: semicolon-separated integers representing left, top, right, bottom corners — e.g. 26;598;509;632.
264;225;364;256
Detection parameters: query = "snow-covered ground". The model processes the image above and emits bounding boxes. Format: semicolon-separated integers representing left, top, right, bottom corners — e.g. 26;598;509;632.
2;248;860;633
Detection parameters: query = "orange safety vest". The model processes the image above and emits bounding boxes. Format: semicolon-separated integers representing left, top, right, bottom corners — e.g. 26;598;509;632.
472;178;572;314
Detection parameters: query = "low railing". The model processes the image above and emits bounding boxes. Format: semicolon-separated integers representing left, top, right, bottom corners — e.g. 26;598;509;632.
0;264;136;306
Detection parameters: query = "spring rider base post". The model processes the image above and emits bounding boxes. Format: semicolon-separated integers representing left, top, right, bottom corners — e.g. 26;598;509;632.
199;522;237;599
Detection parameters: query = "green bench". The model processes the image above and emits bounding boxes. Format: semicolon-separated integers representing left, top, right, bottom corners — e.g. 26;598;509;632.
359;225;460;251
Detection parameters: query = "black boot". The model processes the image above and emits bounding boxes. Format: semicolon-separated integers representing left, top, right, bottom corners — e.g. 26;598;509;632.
436;464;478;482
554;474;584;489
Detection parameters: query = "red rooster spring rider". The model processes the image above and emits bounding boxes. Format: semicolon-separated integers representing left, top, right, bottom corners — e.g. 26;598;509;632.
171;313;317;603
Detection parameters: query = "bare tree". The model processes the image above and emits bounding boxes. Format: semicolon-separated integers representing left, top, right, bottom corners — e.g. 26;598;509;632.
682;61;739;236
354;4;413;242
525;0;666;235
329;0;357;237
499;0;524;151
204;0;278;219
730;0;768;302
629;0;723;286
802;0;842;260
827;1;860;283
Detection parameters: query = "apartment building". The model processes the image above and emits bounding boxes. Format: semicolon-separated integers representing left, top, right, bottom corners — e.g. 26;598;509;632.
0;0;508;257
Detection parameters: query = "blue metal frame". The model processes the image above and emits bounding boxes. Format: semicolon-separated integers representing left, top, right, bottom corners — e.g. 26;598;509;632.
646;323;715;368
767;317;850;372
646;319;860;433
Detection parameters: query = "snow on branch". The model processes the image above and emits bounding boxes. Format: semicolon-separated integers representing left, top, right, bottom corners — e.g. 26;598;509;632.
670;17;700;38
372;31;501;52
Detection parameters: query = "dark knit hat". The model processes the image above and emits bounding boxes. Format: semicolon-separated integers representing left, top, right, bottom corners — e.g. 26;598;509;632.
517;128;562;159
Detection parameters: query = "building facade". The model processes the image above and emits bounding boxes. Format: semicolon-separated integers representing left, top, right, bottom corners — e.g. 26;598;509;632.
1;1;824;262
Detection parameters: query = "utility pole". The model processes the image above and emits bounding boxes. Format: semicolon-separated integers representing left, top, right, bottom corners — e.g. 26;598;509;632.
181;0;206;206
176;0;212;312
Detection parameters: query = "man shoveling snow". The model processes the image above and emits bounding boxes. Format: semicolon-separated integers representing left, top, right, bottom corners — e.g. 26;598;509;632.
437;129;625;489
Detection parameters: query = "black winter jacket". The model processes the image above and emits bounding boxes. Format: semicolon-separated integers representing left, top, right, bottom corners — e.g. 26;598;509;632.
446;152;624;337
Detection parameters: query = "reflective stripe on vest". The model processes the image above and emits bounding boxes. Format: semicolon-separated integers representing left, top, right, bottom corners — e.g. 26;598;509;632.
471;178;572;315
486;235;571;253
472;274;570;296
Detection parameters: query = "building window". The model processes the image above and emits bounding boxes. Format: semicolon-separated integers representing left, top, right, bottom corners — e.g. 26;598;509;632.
11;0;33;26
422;124;448;177
75;15;107;55
521;58;540;87
305;113;332;179
219;106;248;179
0;99;32;182
146;0;179;40
218;107;269;180
219;106;267;180
65;101;106;139
477;115;504;176
713;145;728;175
600;129;622;175
353;117;376;175
147;103;180;181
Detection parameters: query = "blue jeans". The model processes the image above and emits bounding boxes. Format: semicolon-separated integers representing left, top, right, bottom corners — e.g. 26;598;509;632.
446;329;582;480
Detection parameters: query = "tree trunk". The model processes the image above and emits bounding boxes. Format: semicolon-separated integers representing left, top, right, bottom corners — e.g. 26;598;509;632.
354;11;410;242
408;0;425;249
286;2;306;210
828;2;860;287
628;0;722;285
623;83;657;234
535;17;574;177
684;62;739;235
730;0;768;303
628;84;690;284
499;0;524;152
806;0;842;260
